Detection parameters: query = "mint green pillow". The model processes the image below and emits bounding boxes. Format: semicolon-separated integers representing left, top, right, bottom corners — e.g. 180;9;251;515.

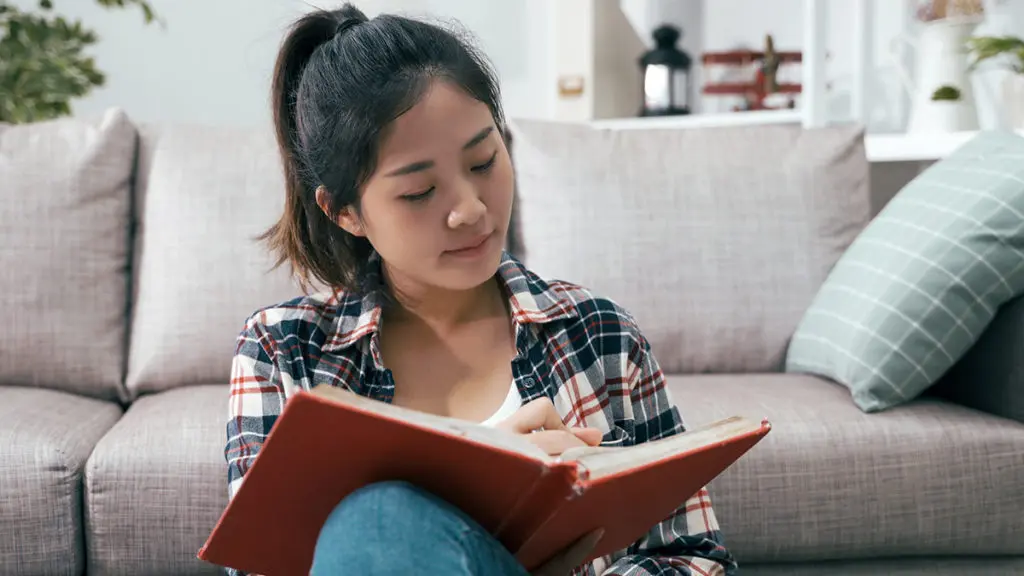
786;130;1024;412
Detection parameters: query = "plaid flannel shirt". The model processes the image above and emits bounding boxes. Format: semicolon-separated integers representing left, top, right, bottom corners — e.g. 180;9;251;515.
225;252;737;576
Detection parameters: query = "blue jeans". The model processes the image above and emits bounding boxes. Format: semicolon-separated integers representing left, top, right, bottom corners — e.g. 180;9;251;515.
311;481;531;576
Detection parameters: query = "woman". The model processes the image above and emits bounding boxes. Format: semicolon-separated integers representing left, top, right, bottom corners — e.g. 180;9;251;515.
225;4;737;575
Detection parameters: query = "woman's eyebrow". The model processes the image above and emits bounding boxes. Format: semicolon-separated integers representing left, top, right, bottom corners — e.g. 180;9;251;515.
386;160;433;177
462;126;493;150
385;126;494;177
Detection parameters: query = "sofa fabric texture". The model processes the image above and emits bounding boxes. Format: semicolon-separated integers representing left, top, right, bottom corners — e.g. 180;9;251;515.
0;109;136;401
669;375;1024;563
84;385;227;575
125;124;304;398
787;130;1024;412
508;120;872;375
0;387;123;576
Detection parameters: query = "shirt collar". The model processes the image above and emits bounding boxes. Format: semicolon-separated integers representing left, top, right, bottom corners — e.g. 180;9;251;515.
321;251;576;354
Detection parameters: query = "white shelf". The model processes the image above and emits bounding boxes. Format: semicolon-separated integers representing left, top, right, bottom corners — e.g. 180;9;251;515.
590;109;802;130
864;130;1024;163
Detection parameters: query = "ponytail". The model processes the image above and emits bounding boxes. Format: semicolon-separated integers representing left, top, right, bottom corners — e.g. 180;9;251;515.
260;6;371;293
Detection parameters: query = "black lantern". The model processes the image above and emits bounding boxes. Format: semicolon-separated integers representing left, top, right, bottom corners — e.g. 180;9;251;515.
639;25;692;116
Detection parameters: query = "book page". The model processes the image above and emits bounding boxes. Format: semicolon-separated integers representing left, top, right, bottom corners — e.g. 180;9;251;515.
310;385;553;462
558;416;766;479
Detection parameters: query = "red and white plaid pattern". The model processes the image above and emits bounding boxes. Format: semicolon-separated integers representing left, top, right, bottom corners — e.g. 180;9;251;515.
226;252;737;575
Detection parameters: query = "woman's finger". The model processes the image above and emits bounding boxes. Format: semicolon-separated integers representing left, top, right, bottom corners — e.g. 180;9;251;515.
524;430;588;455
570;427;603;446
498;397;568;434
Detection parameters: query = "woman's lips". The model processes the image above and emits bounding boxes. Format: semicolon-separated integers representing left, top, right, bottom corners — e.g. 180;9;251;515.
445;233;493;256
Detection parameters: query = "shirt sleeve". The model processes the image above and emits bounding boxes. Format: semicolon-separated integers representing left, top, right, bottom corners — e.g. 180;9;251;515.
223;318;287;576
598;331;739;576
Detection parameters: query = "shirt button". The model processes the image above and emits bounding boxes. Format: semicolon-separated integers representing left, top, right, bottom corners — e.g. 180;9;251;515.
523;377;536;388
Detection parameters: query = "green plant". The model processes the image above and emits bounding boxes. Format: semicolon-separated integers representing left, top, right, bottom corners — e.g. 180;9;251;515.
967;35;1024;74
0;0;160;124
931;84;962;101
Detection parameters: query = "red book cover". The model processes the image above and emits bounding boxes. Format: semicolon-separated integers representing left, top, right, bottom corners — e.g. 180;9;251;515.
198;386;770;575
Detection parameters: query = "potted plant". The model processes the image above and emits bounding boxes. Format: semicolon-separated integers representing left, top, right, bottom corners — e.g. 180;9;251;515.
931;84;962;101
0;0;160;124
913;83;978;132
967;35;1024;129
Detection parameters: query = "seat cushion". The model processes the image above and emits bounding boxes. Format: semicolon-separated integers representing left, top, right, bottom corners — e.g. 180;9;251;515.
0;108;136;401
0;387;122;576
85;385;228;575
667;374;1024;563
741;557;1024;576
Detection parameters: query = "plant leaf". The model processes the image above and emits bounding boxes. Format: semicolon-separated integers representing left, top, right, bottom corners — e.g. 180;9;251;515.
0;0;163;123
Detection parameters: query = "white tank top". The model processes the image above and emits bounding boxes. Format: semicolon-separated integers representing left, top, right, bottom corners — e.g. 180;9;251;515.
479;381;522;427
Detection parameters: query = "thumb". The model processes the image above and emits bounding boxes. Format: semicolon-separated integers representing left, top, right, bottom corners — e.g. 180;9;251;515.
570;427;603;446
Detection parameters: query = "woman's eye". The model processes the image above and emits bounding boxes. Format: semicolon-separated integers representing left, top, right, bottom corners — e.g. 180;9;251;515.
471;151;497;173
402;187;434;202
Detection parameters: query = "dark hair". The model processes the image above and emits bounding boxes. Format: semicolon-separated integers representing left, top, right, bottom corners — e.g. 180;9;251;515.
261;3;506;293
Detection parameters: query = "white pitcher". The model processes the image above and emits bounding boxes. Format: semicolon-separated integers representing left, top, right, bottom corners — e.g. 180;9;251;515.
891;17;983;133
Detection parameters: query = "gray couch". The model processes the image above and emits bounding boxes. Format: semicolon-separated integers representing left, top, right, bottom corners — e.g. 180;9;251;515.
1;109;1022;576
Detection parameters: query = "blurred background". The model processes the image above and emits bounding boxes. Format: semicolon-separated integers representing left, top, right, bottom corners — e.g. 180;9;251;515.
3;0;1022;136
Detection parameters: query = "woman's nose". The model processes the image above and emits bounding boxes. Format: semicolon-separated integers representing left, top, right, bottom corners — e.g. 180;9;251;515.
447;183;486;229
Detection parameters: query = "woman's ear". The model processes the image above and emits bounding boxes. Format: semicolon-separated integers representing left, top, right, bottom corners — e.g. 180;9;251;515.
337;206;365;237
316;185;365;237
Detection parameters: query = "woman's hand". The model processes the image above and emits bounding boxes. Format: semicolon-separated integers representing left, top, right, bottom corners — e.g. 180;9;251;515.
496;397;603;455
496;398;606;575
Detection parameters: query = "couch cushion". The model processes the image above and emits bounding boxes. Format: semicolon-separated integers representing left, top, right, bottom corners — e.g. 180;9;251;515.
0;108;136;401
0;387;123;575
126;124;303;397
85;384;227;575
509;120;870;374
932;295;1024;424
741;557;1024;576
786;130;1024;412
667;374;1024;563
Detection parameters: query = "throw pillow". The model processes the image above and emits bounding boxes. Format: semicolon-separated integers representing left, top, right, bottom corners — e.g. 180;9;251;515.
0;108;136;401
786;130;1024;412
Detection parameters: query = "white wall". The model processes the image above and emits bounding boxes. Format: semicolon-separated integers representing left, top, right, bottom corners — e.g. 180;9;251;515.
13;0;297;128
25;0;551;128
365;0;552;121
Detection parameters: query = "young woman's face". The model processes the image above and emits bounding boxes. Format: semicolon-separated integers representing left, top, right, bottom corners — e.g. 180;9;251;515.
340;80;514;294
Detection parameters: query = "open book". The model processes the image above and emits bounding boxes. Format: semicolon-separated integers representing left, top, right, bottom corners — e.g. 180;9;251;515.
199;385;771;576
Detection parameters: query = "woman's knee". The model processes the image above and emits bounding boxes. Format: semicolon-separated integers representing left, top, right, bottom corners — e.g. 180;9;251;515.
312;481;469;575
313;481;527;576
319;481;461;542
325;481;437;525
340;480;431;511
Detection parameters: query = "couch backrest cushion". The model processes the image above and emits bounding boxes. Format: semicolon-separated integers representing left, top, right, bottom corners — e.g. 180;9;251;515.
508;119;870;374
0;108;136;401
126;123;304;397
